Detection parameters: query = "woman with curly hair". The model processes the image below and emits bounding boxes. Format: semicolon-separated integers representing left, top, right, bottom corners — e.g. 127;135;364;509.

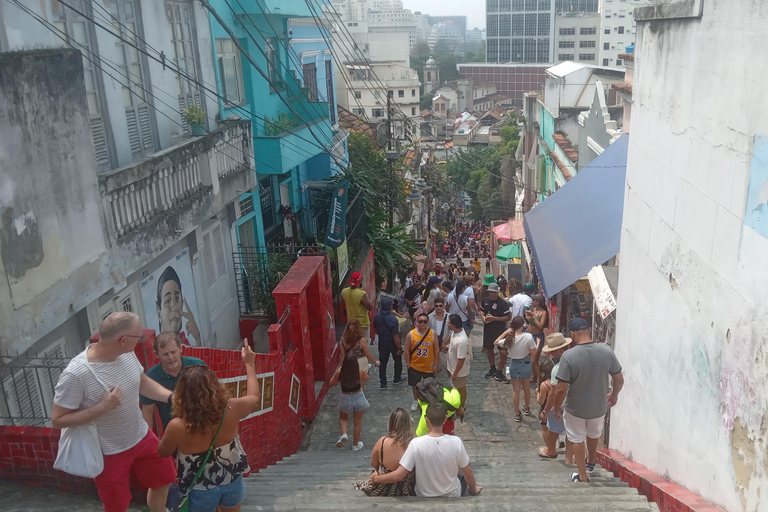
158;339;258;512
339;319;379;387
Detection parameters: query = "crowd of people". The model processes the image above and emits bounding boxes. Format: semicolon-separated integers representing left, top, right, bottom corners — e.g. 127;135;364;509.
333;221;625;495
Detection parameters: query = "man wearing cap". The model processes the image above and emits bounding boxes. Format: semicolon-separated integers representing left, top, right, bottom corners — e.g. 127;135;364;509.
404;274;426;320
478;279;511;381
553;318;624;483
509;282;535;319
373;297;406;389
540;332;571;459
341;271;374;339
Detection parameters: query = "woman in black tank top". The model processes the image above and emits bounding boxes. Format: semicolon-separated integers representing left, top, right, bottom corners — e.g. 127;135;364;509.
330;352;370;451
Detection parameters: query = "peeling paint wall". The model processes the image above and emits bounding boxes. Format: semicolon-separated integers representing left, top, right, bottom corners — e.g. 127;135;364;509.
612;2;768;511
0;50;112;353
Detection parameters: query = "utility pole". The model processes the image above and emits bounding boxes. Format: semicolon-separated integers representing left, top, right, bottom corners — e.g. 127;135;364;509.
385;93;396;229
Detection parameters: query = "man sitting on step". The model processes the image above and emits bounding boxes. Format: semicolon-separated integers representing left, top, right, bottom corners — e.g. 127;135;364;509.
370;402;483;497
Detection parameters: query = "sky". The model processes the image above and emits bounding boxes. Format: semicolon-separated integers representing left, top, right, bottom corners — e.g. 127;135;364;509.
401;0;486;30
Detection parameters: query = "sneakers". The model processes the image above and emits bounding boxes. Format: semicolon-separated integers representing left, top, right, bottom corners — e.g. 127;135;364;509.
393;377;407;385
494;371;509;383
586;461;596;473
380;384;388;390
514;412;523;422
335;434;348;448
522;406;531;416
571;472;589;483
352;442;364;451
410;400;419;412
485;367;496;379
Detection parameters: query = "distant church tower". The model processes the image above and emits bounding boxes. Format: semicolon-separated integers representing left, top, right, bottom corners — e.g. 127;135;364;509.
424;56;439;94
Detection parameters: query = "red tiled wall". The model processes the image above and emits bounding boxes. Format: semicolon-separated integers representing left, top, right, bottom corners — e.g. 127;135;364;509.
0;255;341;498
597;450;726;512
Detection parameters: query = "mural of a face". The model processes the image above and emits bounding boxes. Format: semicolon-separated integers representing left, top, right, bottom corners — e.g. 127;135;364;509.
158;279;183;334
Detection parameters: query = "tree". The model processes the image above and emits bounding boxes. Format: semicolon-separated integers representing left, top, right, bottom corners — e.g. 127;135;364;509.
411;40;431;57
420;92;433;111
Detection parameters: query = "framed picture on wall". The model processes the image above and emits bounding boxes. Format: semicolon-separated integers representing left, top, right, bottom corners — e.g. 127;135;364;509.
289;374;300;414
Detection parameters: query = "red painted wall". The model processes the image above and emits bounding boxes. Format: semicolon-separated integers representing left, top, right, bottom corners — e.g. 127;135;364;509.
0;256;337;498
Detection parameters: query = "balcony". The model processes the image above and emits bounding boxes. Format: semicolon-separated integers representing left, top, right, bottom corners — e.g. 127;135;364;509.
99;120;254;240
253;102;332;175
231;0;314;18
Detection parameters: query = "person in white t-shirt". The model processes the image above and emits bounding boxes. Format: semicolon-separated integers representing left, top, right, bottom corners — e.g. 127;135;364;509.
444;314;470;418
52;312;178;512
508;282;535;319
370;402;482;497
495;316;537;423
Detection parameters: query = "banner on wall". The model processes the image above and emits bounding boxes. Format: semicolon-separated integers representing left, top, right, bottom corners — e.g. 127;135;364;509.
140;247;203;346
588;265;617;319
324;180;349;248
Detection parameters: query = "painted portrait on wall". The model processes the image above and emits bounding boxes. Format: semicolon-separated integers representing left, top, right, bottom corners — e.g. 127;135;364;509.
140;247;202;346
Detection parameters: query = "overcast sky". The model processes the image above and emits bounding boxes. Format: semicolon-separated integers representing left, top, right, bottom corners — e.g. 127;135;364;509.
401;0;486;30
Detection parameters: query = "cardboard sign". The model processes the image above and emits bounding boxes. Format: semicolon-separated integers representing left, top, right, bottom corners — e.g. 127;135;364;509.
588;265;617;319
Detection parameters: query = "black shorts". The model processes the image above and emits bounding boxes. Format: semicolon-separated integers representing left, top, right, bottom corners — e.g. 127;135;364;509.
408;367;433;387
483;332;505;350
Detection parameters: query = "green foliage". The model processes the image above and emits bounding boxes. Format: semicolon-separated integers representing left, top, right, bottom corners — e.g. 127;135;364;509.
420;92;434;111
246;253;293;322
181;105;205;125
264;113;296;136
311;132;418;279
462;41;486;63
500;125;519;143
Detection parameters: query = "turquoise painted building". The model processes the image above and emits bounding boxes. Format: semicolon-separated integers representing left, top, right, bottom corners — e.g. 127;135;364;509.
207;0;345;247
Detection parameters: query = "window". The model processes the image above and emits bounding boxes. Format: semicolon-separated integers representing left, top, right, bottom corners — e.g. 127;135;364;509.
427;71;432;81
500;0;512;10
217;39;245;105
511;14;524;36
524;0;537;11
302;62;318;102
372;108;385;118
618;26;624;34
354;90;361;99
524;38;537;62
579;53;595;61
538;13;549;36
558;53;574;61
537;38;549;62
411;107;416;115
388;90;393;98
511;0;524;10
616;59;623;65
499;14;511;36
604;42;610;50
265;38;281;93
488;0;499;11
603;58;609;65
259;177;274;230
511;39;524;61
559;27;575;36
487;15;499;37
499;38;511;61
524;14;537;36
412;89;416;97
352;108;365;116
559;40;575;48
580;40;596;48
398;90;404;98
604;28;610;34
580;27;596;35
202;222;230;314
487;38;499;62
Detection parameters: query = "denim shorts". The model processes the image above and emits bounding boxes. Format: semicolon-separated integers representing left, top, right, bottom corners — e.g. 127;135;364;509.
188;475;246;512
508;354;532;379
337;390;370;414
547;408;565;434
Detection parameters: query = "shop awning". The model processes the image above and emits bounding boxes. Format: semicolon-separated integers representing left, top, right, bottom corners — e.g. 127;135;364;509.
493;218;526;241
523;134;629;298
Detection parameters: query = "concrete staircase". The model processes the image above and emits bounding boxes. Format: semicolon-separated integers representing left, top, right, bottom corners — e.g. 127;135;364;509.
241;336;659;512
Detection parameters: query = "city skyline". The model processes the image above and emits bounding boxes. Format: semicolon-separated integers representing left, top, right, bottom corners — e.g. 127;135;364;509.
401;0;486;31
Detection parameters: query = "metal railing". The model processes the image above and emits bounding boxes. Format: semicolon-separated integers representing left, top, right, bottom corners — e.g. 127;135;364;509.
0;351;72;427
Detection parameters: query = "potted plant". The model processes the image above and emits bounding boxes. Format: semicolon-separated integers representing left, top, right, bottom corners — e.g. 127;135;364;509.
182;105;206;136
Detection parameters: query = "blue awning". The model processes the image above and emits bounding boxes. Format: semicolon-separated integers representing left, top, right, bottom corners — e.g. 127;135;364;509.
523;134;629;298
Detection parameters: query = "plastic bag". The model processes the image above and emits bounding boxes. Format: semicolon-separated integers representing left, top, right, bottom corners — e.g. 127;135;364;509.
53;423;104;478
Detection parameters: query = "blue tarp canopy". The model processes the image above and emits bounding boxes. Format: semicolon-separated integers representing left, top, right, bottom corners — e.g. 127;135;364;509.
523;134;629;298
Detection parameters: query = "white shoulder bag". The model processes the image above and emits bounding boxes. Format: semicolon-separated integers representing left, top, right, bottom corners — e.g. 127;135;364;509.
53;353;110;478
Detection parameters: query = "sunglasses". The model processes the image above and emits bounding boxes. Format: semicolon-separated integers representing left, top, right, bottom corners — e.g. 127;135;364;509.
122;333;151;344
416;320;429;324
435;304;445;307
180;363;207;374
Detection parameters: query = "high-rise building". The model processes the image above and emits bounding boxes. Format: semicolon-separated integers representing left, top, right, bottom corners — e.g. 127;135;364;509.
554;12;600;65
486;0;555;64
598;0;642;67
331;0;418;47
466;28;487;41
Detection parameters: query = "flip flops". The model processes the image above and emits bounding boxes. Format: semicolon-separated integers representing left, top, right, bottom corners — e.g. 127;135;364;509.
538;447;557;459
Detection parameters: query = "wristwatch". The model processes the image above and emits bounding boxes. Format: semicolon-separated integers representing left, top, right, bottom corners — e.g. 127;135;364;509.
167;392;173;404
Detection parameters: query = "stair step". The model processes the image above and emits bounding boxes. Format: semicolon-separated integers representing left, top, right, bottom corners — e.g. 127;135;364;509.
240;499;657;511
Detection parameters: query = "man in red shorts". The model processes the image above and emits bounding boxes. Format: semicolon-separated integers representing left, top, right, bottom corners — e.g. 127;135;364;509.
52;312;177;512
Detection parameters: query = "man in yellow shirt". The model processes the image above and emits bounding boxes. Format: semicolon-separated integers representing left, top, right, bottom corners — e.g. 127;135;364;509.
341;271;374;339
404;312;437;412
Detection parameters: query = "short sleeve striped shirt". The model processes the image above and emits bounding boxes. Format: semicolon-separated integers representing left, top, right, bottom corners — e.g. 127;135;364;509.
54;347;148;455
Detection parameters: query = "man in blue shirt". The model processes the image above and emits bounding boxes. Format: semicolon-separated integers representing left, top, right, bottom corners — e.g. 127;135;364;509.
373;297;405;390
140;332;206;431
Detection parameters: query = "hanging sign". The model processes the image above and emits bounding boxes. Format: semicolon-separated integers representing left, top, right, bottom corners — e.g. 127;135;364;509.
588;265;617;319
324;179;350;248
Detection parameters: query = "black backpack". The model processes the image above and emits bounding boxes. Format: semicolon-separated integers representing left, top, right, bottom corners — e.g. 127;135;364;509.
414;377;457;413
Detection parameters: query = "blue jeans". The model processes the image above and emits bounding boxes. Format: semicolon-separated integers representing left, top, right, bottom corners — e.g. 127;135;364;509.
188;475;246;512
378;338;402;387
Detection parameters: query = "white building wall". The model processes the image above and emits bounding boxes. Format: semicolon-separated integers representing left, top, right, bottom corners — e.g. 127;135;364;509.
554;12;600;64
613;2;768;511
598;0;642;67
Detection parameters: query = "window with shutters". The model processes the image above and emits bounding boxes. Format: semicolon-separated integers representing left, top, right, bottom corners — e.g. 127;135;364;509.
202;223;231;317
325;60;336;125
50;0;114;170
302;62;318;102
167;1;202;134
109;0;156;159
217;39;246;105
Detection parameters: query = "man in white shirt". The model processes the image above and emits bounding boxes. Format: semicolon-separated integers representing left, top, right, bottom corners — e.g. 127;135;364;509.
509;282;535;318
444;314;470;417
370;402;482;497
52;312;178;512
